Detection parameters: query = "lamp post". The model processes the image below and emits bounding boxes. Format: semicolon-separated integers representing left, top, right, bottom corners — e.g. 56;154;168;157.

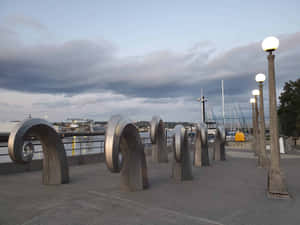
197;96;207;124
250;98;257;155
197;98;202;124
262;36;289;197
252;89;260;160
255;73;269;168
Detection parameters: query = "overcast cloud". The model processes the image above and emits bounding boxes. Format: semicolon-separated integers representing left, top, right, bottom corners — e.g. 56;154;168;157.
0;18;299;122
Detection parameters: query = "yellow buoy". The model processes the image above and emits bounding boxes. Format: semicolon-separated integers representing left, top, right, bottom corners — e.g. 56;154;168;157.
235;131;245;142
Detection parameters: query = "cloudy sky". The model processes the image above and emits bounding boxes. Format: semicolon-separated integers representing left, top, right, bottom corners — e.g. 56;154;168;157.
0;0;299;123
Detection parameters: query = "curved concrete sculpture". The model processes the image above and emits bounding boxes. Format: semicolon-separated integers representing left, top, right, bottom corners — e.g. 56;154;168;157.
150;116;168;163
8;118;69;184
194;123;209;167
171;125;193;181
105;115;149;191
213;125;226;161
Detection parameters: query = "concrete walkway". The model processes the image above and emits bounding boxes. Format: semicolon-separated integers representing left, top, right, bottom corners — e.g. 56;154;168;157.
227;149;300;159
1;151;300;225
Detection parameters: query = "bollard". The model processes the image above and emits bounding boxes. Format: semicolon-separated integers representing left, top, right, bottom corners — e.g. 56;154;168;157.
8;118;69;185
171;125;193;181
279;137;285;154
213;126;226;161
72;136;76;156
83;136;87;154
104;115;149;192
150;116;168;163
194;123;209;167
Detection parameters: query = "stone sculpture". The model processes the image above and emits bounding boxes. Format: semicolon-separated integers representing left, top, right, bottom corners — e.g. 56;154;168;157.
213;126;226;161
8;118;69;184
105;115;149;191
171;125;193;181
150;116;168;163
194;123;209;167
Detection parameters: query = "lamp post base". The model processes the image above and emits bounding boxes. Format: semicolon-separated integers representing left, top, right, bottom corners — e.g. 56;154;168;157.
267;168;290;199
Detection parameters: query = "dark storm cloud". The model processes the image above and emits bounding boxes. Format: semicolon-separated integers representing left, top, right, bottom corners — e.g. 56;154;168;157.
0;28;299;102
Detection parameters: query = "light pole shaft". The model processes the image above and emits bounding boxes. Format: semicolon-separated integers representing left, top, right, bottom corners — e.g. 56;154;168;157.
202;99;206;123
258;83;267;162
268;53;280;170
252;103;255;136
201;96;206;123
254;95;260;158
251;103;257;155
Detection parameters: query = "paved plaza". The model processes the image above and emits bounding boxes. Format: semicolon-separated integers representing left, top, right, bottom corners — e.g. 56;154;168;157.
1;150;300;225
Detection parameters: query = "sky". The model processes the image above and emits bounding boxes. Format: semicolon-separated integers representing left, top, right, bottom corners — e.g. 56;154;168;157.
0;0;299;124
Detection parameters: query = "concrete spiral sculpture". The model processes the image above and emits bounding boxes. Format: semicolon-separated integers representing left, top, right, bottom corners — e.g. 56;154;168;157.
150;116;168;163
8;118;69;184
104;115;149;191
213;125;226;161
194;123;209;167
171;125;193;181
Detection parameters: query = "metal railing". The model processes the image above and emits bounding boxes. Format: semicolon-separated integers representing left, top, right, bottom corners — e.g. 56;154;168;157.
0;134;173;163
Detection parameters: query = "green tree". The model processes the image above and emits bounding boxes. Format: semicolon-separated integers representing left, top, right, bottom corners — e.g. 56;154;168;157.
278;78;300;138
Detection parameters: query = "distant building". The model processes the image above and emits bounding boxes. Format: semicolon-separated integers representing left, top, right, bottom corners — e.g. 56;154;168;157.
0;121;20;133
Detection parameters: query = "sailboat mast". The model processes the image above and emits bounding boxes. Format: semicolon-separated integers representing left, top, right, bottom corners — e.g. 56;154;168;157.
221;80;225;126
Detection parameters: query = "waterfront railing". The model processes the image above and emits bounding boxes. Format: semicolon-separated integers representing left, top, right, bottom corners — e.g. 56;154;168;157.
0;133;173;163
